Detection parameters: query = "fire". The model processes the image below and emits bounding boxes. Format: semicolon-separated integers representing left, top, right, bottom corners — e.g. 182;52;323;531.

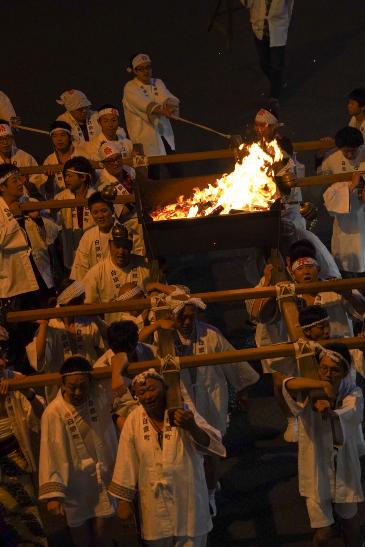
151;140;283;221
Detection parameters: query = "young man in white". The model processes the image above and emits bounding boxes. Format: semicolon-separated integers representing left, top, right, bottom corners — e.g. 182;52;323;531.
123;53;180;179
0;120;43;191
109;368;226;547
39;355;122;547
26;280;105;402
71;192;116;281
283;344;363;546
98;141;144;255
83;223;150;324
83;104;133;162
55;156;95;269
56;89;100;145
0;165;38;300
0;341;47;546
42;120;83;196
347;88;365;141
321;127;365;276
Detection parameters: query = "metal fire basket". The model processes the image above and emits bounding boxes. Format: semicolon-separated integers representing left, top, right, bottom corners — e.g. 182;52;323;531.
134;170;281;257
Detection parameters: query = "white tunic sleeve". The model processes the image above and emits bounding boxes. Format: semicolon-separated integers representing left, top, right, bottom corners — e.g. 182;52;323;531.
108;413;139;501
39;408;70;500
70;235;91;281
333;388;364;444
216;332;260;389
323;182;350;214
83;266;101;304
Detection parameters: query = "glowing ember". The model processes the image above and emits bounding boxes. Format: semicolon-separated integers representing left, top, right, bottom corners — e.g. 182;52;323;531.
151;140;283;221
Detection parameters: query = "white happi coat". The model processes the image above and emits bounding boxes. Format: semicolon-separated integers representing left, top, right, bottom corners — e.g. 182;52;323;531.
123;78;179;156
55;186;95;269
241;0;294;47
57;111;101;145
0;145;43;189
39;384;117;527
0;91;16;121
83;255;150;324
176;321;260;433
24;215;60;289
108;403;225;541
349;116;365;142
283;376;364;503
70;224;113;281
1;369;44;471
83;130;133;162
26;317;104;402
324;181;365;273
0;196;38;298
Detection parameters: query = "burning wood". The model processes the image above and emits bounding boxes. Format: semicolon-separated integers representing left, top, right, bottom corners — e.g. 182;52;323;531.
151;140;283;221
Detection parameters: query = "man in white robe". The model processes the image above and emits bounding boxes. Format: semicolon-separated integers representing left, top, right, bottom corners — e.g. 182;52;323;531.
321;126;365;275
83;224;150;324
0;165;38;300
98;141;144;255
283;344;363;545
42;120;84;196
26;280;104;402
83;104;133;161
0;342;47;546
0;120;43;190
56;89;100;145
123;53;181;179
348;88;365;142
55;156;96;269
39;355;122;546
109;368;226;547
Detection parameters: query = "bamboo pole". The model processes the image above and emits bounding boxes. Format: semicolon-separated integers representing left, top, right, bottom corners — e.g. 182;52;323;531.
13;124;49;136
297;171;365;187
19;195;135;211
5;335;365;391
6;276;365;323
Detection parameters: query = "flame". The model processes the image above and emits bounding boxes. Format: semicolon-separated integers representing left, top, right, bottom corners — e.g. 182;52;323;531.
151;140;283;221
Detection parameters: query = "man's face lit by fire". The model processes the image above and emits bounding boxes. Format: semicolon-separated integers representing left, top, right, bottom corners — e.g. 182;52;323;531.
292;263;319;284
254;121;277;141
175;304;197;338
109;240;131;268
341;146;359;162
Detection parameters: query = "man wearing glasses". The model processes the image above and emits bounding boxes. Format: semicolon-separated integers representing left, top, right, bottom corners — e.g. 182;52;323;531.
123;53;181;179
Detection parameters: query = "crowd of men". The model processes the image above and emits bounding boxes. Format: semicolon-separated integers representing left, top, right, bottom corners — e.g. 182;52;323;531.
1;44;365;546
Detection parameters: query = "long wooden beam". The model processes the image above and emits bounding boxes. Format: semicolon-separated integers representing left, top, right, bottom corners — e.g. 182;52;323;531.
6;276;365;323
6;335;365;391
19;194;135;211
17;139;334;178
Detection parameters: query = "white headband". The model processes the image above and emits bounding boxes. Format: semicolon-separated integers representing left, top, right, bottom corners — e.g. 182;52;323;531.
127;53;151;72
170;297;207;316
57;281;85;306
319;348;351;372
56;89;91;112
301;316;329;329
65;168;90;176
0;123;12;137
291;257;319;272
115;285;145;302
0;169;19;185
255;108;279;125
50;127;72;136
132;368;165;388
98;107;119;119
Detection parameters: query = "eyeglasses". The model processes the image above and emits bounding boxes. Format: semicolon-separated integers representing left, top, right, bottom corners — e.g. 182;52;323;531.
319;365;342;375
103;156;123;165
135;65;152;72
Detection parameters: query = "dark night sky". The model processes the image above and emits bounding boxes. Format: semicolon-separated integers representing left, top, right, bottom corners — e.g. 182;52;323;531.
3;0;365;181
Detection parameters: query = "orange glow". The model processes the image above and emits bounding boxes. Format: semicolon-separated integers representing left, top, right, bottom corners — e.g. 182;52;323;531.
151;140;283;221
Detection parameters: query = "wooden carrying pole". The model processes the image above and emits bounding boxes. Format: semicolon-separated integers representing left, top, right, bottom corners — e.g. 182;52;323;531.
19;195;135;211
5;335;365;391
7;276;365;323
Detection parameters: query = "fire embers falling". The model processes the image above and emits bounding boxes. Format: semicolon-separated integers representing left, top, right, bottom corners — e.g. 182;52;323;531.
151;140;283;221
